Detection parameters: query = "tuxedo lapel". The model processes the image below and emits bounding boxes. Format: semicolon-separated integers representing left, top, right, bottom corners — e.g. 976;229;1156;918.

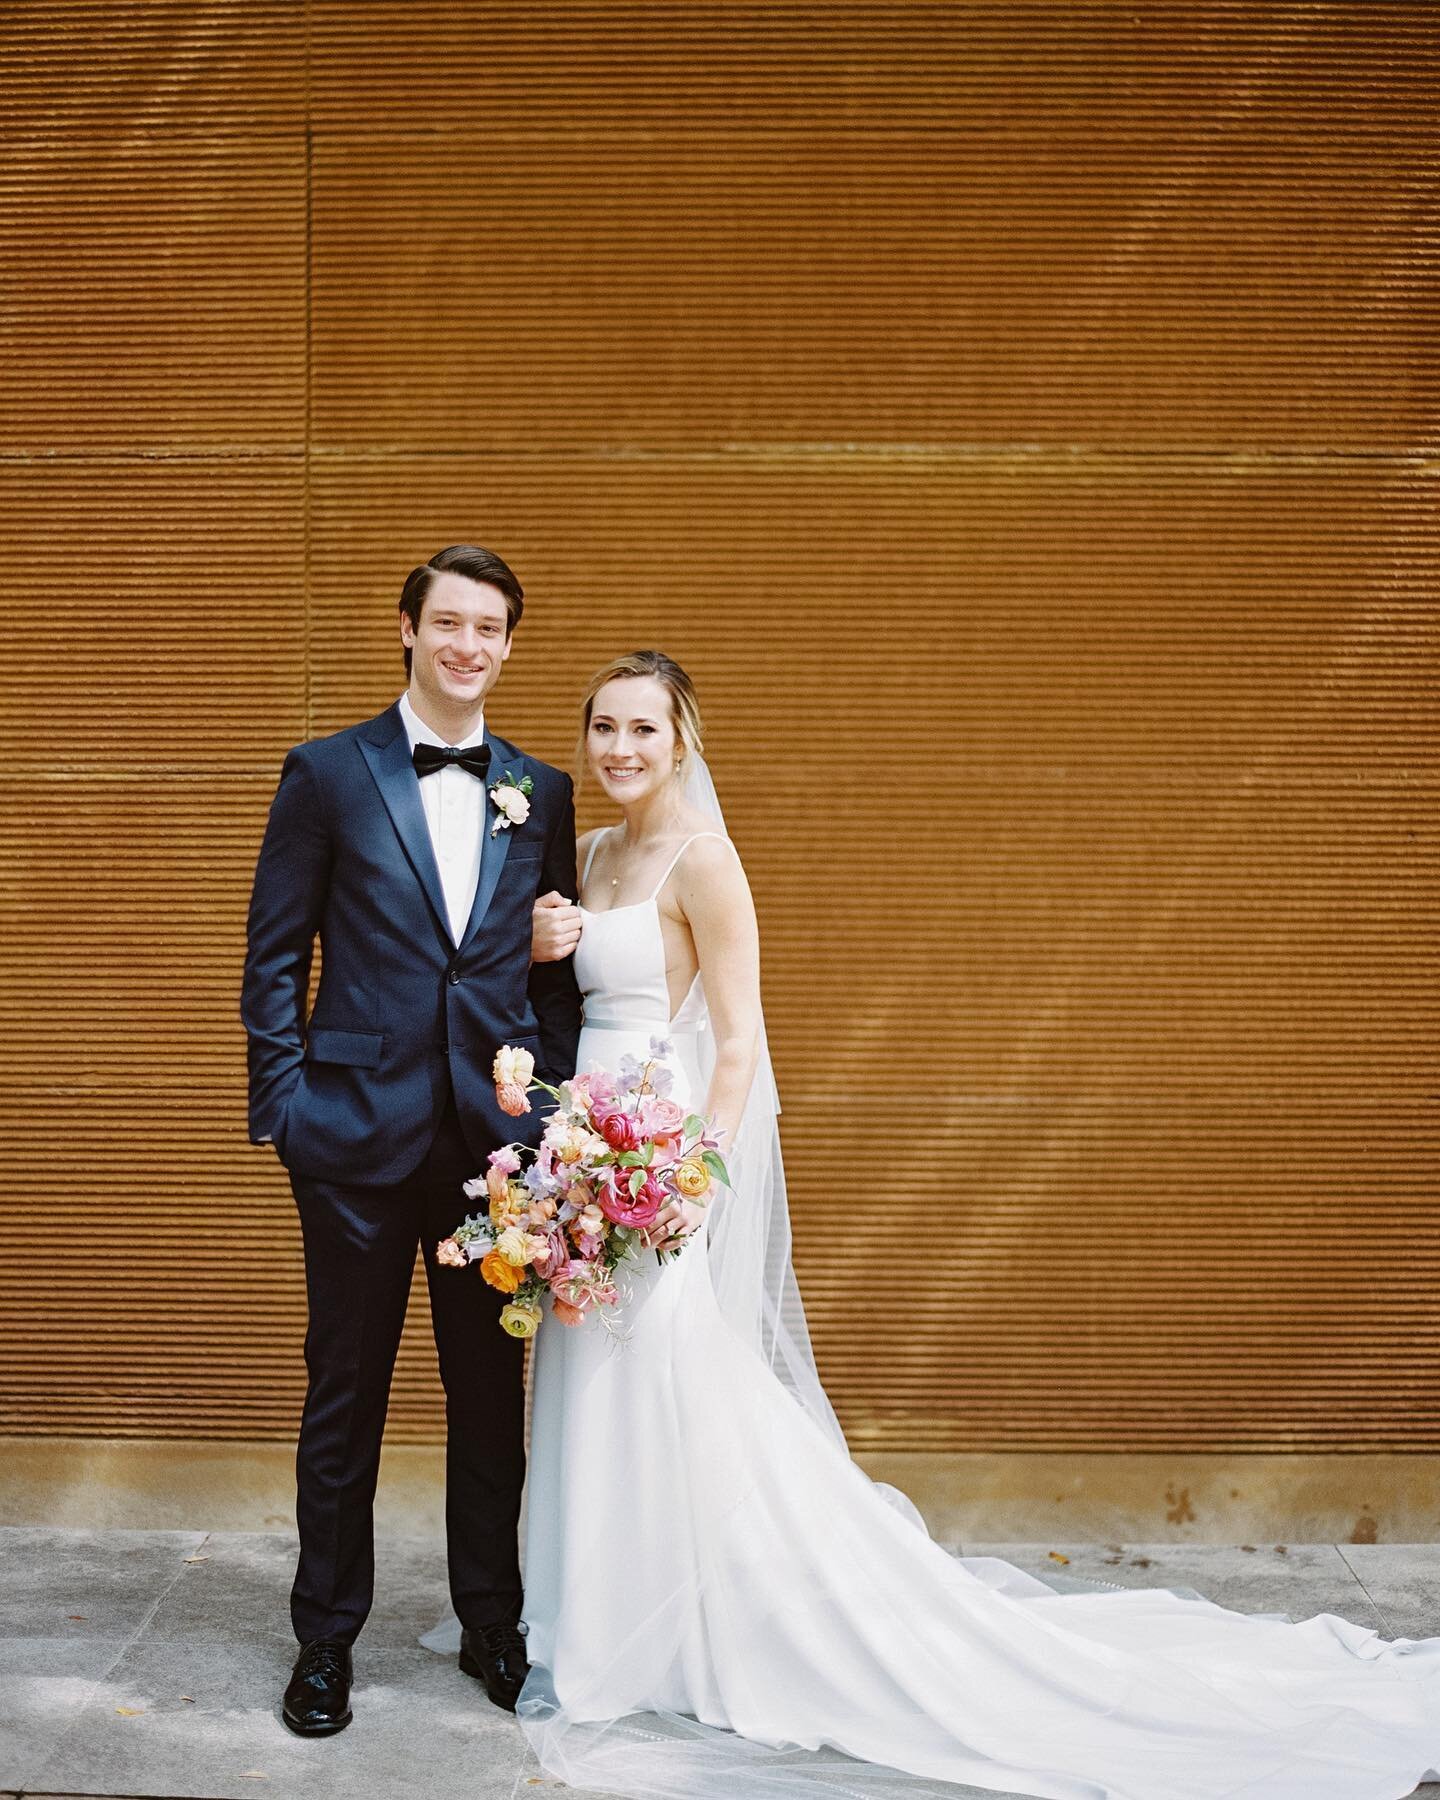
357;702;455;946
457;728;518;955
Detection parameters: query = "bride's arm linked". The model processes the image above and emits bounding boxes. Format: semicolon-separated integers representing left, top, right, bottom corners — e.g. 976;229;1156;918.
645;834;762;1249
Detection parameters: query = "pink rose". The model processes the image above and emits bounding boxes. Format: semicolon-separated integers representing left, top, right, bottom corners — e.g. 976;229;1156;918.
639;1095;687;1142
597;1170;664;1230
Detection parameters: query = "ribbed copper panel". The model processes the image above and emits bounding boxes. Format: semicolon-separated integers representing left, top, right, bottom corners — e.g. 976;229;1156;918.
1;2;1436;1453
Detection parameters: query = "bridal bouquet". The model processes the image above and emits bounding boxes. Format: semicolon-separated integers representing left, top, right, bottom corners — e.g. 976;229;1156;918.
436;1036;730;1340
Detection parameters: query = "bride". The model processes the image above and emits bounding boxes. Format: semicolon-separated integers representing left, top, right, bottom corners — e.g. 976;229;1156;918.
482;650;1440;1800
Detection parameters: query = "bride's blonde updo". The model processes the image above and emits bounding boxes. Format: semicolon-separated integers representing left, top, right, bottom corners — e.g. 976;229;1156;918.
577;649;705;779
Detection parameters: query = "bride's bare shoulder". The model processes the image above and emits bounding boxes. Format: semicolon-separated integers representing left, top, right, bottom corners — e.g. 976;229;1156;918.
673;827;749;895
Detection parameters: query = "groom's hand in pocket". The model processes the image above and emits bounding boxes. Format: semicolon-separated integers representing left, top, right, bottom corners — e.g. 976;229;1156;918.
532;892;581;963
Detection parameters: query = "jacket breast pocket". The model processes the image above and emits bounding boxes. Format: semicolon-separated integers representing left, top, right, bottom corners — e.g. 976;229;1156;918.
306;1027;385;1068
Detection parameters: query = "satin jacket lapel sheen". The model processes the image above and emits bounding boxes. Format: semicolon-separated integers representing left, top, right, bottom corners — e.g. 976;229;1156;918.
457;727;519;955
357;702;455;947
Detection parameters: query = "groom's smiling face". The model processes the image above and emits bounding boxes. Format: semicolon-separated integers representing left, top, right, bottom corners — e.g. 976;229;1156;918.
401;571;514;718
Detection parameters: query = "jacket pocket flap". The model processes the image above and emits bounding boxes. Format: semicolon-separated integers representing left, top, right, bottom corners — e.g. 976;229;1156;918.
307;1028;384;1068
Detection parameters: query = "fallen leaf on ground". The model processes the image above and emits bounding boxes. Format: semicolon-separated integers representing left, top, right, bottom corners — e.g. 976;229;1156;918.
1048;1551;1070;1565
115;1706;144;1716
67;1614;87;1621
183;1555;210;1564
241;1772;269;1781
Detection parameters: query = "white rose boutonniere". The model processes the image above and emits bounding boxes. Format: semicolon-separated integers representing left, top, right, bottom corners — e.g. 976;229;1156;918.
488;768;534;837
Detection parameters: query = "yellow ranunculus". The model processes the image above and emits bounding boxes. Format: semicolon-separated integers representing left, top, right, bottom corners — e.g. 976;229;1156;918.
674;1157;712;1200
499;1301;542;1339
495;1225;531;1266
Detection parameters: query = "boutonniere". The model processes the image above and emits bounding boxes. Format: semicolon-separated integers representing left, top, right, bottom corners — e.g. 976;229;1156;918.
488;768;534;837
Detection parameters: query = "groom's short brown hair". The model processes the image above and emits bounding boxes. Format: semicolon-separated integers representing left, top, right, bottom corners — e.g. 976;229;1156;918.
399;544;525;677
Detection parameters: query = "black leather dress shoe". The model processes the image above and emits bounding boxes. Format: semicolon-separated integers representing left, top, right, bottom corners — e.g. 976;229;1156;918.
459;1619;530;1712
282;1637;353;1736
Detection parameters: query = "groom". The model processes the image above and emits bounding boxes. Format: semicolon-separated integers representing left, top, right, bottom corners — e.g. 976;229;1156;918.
240;544;582;1736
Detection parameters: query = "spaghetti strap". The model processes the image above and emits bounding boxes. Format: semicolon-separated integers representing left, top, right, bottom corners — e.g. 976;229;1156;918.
580;827;610;887
646;830;733;902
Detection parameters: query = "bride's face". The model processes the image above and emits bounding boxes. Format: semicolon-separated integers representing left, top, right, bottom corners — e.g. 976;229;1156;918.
586;675;680;806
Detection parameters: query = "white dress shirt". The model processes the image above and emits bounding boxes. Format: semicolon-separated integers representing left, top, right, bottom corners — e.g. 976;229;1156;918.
399;690;487;946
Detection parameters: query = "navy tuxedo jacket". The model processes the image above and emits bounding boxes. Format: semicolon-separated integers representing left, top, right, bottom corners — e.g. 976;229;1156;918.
240;699;583;1186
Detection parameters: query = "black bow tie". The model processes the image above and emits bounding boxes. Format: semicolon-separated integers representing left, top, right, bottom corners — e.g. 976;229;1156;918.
412;740;492;781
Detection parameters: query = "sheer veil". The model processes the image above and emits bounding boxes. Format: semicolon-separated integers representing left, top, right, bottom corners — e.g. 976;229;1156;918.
677;752;926;1525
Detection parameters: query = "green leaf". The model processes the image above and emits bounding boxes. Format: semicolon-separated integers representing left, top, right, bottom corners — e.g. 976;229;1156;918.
683;1114;706;1137
628;1167;644;1197
639;1140;655;1166
616;1150;644;1169
701;1149;731;1187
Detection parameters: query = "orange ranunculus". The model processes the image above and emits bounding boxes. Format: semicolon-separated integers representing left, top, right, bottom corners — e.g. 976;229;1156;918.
480;1248;524;1294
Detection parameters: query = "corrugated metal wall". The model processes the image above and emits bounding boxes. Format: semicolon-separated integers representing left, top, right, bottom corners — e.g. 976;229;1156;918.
1;2;1435;1453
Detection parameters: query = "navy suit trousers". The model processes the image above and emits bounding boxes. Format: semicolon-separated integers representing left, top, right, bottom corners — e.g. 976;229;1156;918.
288;1080;525;1645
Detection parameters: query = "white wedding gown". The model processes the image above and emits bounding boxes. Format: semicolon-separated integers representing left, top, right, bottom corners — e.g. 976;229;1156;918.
515;833;1440;1800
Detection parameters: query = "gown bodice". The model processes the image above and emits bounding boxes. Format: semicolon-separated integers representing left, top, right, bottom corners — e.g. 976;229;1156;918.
573;829;730;1038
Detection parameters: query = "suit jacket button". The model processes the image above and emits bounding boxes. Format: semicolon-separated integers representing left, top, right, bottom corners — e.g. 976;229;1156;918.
447;969;461;986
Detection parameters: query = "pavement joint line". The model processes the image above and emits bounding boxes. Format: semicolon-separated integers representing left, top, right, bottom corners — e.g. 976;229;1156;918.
24;1529;211;1796
1334;1541;1394;1636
